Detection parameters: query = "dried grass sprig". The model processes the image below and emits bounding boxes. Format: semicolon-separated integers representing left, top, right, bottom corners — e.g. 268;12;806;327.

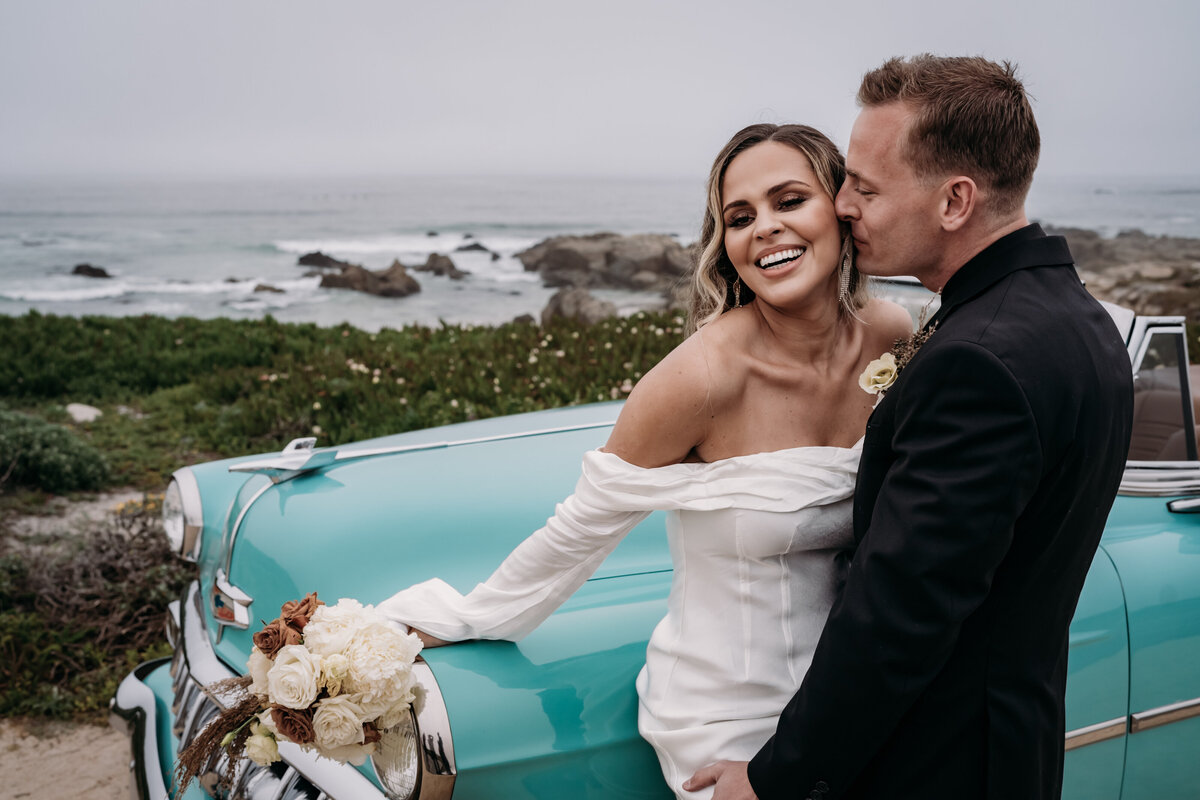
173;675;257;796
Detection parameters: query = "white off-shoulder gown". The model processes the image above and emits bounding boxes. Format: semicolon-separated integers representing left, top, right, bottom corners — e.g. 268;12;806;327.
378;443;859;799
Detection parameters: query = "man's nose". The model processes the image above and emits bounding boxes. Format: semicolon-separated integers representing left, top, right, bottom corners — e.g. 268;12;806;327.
835;185;858;221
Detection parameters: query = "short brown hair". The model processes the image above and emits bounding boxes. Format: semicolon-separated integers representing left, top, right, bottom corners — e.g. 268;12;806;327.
689;123;867;331
858;54;1039;215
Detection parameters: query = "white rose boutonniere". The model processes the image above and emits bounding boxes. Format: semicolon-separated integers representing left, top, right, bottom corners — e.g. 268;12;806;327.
859;324;937;399
859;352;898;395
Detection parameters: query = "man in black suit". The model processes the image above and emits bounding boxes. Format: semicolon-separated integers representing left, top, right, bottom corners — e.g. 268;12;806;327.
687;55;1133;799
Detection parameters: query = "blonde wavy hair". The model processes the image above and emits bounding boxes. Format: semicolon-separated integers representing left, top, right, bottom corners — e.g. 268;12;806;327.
687;124;868;332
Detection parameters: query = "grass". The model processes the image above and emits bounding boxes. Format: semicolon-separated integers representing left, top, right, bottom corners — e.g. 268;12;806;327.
0;310;687;496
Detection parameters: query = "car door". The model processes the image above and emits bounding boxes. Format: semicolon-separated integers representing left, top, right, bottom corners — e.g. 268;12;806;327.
1101;319;1200;800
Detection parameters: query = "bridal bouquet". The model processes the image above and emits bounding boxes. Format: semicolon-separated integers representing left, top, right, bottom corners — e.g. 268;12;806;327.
176;593;423;792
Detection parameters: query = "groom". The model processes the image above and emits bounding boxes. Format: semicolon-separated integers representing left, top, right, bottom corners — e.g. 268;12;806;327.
688;55;1133;799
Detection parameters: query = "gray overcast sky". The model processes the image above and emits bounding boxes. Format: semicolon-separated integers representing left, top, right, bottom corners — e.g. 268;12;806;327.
1;0;1197;179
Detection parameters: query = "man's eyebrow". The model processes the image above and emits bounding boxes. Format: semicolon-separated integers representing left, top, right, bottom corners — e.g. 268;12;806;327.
845;168;861;181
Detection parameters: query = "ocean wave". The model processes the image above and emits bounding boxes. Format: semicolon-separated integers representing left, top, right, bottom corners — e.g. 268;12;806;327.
0;275;322;303
273;232;540;258
1;284;132;302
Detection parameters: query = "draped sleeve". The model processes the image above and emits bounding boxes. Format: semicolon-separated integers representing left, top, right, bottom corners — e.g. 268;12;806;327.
376;445;859;642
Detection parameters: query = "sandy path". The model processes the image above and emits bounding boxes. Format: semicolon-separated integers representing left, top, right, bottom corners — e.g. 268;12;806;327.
0;719;129;800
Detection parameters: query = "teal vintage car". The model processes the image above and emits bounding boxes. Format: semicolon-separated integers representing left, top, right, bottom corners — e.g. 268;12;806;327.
111;297;1200;800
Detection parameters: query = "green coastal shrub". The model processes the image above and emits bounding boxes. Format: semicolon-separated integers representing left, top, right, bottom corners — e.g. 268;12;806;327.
0;310;689;488
0;409;108;493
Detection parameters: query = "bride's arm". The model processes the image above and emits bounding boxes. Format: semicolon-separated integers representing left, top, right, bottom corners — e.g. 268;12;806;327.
379;333;719;644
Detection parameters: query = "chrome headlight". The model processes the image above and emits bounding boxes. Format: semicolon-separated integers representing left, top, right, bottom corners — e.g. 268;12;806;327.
372;660;456;800
163;468;203;561
373;711;420;799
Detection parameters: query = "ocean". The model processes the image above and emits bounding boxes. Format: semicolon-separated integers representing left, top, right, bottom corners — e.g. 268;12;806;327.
1;173;1197;331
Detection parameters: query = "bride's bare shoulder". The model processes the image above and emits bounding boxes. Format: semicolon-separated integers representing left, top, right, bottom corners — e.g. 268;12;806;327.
857;298;915;352
603;310;751;467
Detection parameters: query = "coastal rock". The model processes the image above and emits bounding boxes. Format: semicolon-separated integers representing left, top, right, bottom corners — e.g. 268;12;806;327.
1046;225;1200;323
254;283;285;293
516;233;693;294
297;251;353;270
66;403;102;423
413;253;468;280
320;261;421;297
541;287;618;326
72;263;111;279
455;242;491;254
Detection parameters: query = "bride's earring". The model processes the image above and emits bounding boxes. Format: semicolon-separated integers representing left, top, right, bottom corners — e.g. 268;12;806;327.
733;277;743;308
838;235;854;308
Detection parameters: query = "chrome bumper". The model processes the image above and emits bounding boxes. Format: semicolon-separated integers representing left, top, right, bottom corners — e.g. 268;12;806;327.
110;658;173;800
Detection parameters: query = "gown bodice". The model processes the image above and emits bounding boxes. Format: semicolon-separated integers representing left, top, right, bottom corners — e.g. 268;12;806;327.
379;442;861;799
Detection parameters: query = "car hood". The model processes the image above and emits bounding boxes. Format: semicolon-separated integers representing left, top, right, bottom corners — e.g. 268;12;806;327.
200;402;672;667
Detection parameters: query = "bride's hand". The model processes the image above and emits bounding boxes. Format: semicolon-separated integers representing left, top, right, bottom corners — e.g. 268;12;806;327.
684;761;758;799
412;628;452;648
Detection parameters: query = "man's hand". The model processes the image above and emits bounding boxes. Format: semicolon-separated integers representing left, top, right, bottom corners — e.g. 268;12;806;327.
683;760;758;800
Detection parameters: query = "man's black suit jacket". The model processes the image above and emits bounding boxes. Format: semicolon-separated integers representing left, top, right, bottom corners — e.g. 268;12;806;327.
747;225;1134;800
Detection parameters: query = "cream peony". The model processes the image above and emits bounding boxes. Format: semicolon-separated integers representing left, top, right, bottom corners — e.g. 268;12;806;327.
313;694;369;750
304;598;375;656
244;731;280;766
247;646;273;700
342;621;423;705
374;695;416;731
859;352;898;395
267;644;322;709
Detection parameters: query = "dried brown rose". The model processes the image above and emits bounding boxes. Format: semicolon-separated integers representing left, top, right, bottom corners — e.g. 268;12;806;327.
363;722;382;745
280;592;324;631
253;617;303;659
271;705;317;745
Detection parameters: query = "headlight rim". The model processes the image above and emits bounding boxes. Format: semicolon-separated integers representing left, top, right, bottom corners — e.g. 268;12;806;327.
164;467;204;561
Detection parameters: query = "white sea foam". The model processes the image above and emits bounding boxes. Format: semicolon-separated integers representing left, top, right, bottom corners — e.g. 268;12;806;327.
0;275;323;303
273;232;540;258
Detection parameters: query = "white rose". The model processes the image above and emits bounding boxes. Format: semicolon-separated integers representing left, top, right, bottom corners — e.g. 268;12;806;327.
247;647;273;700
313;694;369;750
343;622;423;705
304;599;375;656
267;644;322;709
244;732;280;766
859;352;898;395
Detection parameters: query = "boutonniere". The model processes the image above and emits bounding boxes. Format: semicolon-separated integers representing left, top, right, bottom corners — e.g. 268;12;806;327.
859;324;937;397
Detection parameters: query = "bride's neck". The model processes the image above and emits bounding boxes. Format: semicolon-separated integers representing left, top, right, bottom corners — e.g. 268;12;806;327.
749;296;852;370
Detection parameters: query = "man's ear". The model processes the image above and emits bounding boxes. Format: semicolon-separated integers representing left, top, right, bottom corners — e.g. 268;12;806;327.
938;176;977;232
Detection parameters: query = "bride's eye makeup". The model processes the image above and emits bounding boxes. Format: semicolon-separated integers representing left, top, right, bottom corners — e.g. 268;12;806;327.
726;211;754;229
778;194;806;210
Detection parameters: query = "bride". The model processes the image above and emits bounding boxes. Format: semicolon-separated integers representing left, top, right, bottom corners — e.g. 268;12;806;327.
378;123;912;798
